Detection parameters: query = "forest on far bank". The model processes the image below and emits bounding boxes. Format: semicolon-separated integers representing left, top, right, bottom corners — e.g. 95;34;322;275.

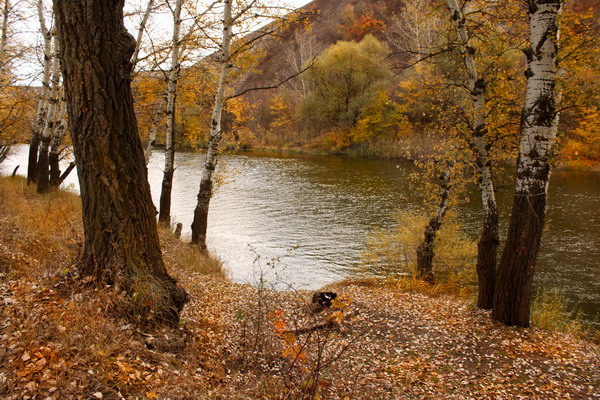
1;0;599;170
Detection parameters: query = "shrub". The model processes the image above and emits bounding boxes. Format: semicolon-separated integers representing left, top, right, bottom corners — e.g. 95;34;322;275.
361;210;477;288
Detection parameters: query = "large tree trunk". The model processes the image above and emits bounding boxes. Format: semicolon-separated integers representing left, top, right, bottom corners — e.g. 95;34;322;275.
27;0;52;185
54;0;187;325
416;167;452;284
158;0;182;226
190;0;233;252
447;0;499;309
492;0;561;328
37;33;61;193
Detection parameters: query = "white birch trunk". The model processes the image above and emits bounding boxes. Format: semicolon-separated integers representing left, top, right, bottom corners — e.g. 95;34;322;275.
158;0;183;225
447;0;499;309
131;0;155;73
0;0;10;65
191;0;233;250
493;0;561;327
516;1;561;195
37;31;61;192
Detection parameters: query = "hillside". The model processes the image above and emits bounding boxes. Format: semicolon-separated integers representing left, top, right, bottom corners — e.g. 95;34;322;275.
237;0;405;93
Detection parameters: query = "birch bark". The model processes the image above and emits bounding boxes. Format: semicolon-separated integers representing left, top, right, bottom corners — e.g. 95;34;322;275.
158;0;183;225
27;0;52;184
492;0;561;327
447;0;499;309
0;0;9;64
190;0;233;251
131;0;155;72
37;32;61;193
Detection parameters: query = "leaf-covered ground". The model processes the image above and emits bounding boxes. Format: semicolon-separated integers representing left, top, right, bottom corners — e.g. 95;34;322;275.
1;176;599;399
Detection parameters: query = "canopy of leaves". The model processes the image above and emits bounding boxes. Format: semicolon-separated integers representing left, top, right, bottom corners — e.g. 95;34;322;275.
301;35;393;136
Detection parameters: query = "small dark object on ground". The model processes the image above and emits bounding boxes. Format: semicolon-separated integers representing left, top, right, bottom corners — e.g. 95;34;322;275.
312;291;337;312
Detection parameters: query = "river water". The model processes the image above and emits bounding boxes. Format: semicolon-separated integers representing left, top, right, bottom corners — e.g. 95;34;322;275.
2;146;599;323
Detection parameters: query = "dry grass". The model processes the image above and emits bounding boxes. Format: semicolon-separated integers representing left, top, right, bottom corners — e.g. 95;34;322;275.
159;226;226;279
0;176;227;399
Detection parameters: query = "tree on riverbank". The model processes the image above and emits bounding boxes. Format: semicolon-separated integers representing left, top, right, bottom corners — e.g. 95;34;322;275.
27;0;52;185
190;0;299;251
445;0;500;309
54;0;187;325
492;0;562;328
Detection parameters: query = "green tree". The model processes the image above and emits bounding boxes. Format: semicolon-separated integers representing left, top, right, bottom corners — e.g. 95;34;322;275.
301;35;393;147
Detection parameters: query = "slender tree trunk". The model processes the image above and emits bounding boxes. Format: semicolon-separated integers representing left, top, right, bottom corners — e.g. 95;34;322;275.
416;167;452;284
0;0;10;67
54;0;187;325
492;0;561;328
131;0;155;72
49;93;67;187
447;0;499;309
158;0;183;226
191;0;233;252
27;0;52;185
37;33;61;193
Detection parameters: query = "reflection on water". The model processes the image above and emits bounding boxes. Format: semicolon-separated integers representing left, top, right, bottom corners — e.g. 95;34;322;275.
2;146;599;323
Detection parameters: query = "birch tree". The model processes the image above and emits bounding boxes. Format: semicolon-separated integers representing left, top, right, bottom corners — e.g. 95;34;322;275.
492;0;562;327
446;0;499;309
49;91;69;187
36;31;60;193
190;0;233;252
27;0;52;184
158;0;183;225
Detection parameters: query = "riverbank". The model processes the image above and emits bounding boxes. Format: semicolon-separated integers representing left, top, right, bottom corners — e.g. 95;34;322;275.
180;139;600;171
1;176;599;399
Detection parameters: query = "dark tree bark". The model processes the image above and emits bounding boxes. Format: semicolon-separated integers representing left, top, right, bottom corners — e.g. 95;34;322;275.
492;0;561;328
26;136;40;184
0;144;9;164
36;135;50;192
158;167;174;225
50;96;68;187
54;0;188;325
416;168;452;284
477;202;498;309
56;162;75;186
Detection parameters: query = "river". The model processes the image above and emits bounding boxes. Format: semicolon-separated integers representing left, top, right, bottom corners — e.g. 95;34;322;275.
2;145;599;323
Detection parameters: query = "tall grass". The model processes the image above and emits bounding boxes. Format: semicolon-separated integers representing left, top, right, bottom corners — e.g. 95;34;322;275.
360;210;477;297
531;288;585;335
